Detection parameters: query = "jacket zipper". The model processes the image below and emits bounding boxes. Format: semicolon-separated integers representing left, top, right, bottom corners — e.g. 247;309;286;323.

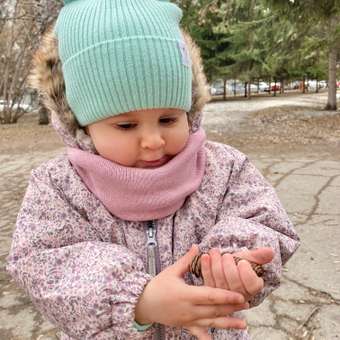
146;221;158;276
146;221;165;340
147;223;214;339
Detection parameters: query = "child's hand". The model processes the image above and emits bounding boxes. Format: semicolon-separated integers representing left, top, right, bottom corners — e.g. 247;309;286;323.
135;245;249;332
201;247;274;301
184;248;273;339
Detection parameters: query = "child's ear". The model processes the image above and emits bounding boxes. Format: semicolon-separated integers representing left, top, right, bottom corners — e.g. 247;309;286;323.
187;111;191;121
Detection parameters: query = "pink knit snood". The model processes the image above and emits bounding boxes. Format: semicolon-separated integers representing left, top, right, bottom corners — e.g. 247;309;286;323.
67;128;206;221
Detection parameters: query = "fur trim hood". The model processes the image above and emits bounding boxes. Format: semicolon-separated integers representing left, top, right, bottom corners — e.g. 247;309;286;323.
29;26;211;152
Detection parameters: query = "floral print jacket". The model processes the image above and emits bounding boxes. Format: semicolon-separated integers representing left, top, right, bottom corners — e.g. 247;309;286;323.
7;140;299;339
6;28;299;340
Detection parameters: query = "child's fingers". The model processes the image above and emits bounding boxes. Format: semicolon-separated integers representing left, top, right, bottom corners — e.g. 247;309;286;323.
222;254;248;297
234;247;274;265
187;316;247;330
209;248;229;289
192;302;249;320
201;254;215;287
238;260;264;297
188;285;245;305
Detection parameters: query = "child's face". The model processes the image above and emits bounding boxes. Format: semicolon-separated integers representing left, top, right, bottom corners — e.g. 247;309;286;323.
86;108;189;168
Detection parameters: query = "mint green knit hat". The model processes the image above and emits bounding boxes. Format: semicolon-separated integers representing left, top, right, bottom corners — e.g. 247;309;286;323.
55;0;192;126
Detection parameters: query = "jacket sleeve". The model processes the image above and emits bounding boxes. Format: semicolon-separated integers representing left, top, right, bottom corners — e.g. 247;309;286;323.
197;155;300;307
6;167;153;339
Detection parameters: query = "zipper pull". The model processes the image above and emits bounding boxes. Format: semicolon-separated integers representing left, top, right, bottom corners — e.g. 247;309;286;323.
147;224;158;247
146;223;157;277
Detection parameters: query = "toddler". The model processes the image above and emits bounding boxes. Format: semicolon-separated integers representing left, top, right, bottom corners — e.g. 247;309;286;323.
7;0;299;339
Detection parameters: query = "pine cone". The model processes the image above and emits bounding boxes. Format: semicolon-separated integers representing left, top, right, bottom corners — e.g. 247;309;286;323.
189;252;264;279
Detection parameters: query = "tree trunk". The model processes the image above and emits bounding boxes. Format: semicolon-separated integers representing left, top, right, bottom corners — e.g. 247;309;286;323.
325;46;337;110
280;79;285;94
223;78;227;101
302;76;306;94
273;78;277;97
316;78;319;93
38;106;49;125
233;79;236;96
244;82;248;97
247;80;251;98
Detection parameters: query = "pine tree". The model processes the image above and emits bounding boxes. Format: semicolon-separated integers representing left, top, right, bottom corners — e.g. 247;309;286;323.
264;0;340;109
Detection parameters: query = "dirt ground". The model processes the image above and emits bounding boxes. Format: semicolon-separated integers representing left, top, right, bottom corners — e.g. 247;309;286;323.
1;91;339;156
209;106;340;152
0;112;63;154
203;92;340;158
1;91;340;339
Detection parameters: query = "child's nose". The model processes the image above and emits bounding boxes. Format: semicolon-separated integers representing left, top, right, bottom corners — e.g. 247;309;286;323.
140;130;165;150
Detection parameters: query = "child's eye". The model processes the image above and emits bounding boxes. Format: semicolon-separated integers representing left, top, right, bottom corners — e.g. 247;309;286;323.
115;123;137;130
160;117;177;125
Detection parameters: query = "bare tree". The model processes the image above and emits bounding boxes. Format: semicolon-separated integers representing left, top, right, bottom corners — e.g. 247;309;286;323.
0;0;62;124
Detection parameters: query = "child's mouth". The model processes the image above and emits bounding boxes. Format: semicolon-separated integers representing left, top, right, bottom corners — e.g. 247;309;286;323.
138;155;171;168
